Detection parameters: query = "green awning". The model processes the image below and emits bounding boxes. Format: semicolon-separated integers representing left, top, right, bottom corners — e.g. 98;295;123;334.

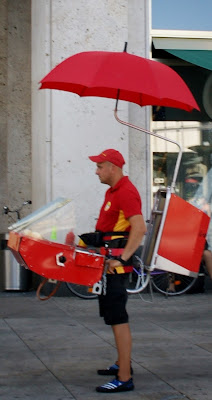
165;49;212;71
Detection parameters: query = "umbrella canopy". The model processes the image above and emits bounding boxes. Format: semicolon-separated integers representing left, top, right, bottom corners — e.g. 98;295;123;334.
40;50;200;112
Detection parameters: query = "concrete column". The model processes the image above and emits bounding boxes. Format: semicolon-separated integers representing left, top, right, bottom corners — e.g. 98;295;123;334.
0;0;8;232
31;0;129;233
31;0;52;210
7;0;31;207
31;0;150;231
128;0;151;220
0;0;31;232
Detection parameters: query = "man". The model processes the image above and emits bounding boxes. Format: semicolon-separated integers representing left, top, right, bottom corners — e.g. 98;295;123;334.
88;148;146;393
202;241;212;280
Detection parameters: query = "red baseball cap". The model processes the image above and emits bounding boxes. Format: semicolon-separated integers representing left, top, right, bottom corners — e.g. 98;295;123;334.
89;149;125;168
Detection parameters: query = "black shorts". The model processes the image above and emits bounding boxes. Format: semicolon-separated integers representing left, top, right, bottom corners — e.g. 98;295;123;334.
98;273;128;326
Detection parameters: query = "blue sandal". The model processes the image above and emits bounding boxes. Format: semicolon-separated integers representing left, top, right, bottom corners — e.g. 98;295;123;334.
96;377;134;393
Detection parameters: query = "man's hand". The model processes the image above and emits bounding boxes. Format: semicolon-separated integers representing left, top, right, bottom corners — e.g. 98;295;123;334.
106;258;122;274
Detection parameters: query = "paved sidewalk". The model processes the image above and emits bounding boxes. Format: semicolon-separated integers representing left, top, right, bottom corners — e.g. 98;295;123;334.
0;288;212;400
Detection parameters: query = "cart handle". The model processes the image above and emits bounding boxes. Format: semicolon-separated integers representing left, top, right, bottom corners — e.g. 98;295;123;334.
114;107;182;192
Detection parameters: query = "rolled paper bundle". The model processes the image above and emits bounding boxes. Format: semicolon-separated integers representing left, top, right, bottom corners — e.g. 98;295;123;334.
23;229;32;236
30;231;43;239
22;229;42;240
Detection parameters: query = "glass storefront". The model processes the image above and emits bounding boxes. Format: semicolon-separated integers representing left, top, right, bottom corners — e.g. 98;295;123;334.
151;120;212;248
150;27;212;250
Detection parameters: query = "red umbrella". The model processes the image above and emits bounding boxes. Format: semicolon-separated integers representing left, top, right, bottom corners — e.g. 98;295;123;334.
40;48;200;190
40;50;199;112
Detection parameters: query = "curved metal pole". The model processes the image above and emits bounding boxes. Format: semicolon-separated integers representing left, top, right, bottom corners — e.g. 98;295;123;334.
114;108;182;192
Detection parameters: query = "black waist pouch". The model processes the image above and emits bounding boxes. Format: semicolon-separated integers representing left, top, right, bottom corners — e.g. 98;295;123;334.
78;231;104;247
104;237;128;248
79;231;130;249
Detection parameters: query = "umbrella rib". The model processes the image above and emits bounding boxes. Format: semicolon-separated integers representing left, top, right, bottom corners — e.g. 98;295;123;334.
79;86;87;97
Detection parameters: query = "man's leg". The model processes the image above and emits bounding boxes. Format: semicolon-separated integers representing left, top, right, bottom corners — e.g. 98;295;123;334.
96;277;134;392
112;322;132;382
203;249;212;279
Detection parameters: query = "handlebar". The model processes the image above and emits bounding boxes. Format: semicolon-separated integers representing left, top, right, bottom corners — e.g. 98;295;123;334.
3;200;32;221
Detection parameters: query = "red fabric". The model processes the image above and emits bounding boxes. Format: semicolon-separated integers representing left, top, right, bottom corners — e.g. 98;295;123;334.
96;176;142;232
95;176;142;274
89;149;125;168
105;248;133;273
40;51;199;112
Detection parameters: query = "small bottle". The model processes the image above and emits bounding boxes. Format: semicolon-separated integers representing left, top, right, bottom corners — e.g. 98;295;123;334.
65;231;75;245
50;226;57;241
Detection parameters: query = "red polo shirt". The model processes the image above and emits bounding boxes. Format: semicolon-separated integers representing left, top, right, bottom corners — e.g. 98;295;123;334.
95;176;142;233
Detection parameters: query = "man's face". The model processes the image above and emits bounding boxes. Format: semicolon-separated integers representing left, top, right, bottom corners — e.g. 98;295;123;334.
96;162;113;185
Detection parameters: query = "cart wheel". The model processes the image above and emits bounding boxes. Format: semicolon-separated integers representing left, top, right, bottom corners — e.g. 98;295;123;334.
66;282;98;299
151;270;197;296
125;262;151;294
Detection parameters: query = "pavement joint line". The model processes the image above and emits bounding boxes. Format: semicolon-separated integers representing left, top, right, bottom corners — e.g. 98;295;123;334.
142;319;212;355
159;395;187;400
133;361;187;398
2;317;76;399
50;297;118;349
51;297;187;391
196;343;212;354
2;291;211;398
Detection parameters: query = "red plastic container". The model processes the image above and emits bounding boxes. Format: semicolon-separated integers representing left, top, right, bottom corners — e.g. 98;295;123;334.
8;232;105;286
154;194;210;276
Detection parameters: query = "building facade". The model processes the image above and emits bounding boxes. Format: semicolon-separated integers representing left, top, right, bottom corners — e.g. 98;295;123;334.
1;0;151;237
1;0;211;249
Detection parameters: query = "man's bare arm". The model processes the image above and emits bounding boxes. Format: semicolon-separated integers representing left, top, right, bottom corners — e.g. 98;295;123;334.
107;214;146;274
121;214;146;262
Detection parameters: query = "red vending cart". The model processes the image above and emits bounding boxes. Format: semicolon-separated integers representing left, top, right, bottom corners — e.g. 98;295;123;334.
7;198;105;287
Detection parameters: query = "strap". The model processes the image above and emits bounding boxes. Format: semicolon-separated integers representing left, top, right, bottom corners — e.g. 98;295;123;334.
103;231;129;237
106;248;123;256
116;256;129;266
36;278;61;301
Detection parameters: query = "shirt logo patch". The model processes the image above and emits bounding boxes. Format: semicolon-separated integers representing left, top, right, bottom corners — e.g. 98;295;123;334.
104;201;111;211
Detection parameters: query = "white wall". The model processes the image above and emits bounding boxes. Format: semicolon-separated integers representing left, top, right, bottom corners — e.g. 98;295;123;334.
31;0;151;235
